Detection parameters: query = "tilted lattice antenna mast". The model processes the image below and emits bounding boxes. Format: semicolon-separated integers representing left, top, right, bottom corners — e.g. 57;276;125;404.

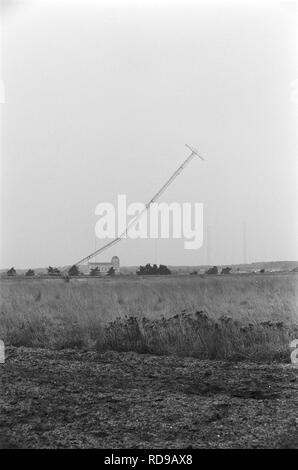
68;145;204;268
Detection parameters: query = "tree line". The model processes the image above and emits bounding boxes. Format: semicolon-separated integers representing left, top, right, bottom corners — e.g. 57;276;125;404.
5;264;272;277
5;263;172;277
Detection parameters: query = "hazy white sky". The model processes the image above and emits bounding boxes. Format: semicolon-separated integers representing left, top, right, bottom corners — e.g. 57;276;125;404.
1;0;297;268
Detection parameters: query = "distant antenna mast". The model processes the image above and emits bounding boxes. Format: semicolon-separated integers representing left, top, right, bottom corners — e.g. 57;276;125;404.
69;145;205;268
243;222;247;264
207;224;211;265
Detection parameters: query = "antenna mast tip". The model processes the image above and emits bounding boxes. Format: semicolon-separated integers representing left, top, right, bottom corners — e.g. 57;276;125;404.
185;144;205;161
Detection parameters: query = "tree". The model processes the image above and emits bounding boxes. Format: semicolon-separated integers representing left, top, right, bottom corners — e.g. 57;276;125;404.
90;266;100;276
205;266;218;275
68;265;80;276
107;266;115;276
25;269;35;276
144;263;152;274
7;267;16;276
137;265;145;275
151;264;158;275
158;264;171;275
221;267;232;275
137;263;152;275
47;266;60;275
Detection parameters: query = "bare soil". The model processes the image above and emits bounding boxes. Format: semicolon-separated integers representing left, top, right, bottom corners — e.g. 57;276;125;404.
1;347;297;449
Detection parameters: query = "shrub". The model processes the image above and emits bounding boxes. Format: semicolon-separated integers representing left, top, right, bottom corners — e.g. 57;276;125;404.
25;269;35;277
7;267;16;276
96;312;298;362
47;266;61;275
89;266;100;276
68;265;80;277
205;266;218;275
221;267;232;275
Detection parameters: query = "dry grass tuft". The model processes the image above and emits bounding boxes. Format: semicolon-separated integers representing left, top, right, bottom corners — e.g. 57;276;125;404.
98;311;298;361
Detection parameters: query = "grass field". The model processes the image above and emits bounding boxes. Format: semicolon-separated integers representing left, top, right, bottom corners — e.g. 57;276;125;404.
1;272;298;449
1;273;298;361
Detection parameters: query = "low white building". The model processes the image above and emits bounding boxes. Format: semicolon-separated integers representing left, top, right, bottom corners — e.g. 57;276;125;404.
88;256;120;275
